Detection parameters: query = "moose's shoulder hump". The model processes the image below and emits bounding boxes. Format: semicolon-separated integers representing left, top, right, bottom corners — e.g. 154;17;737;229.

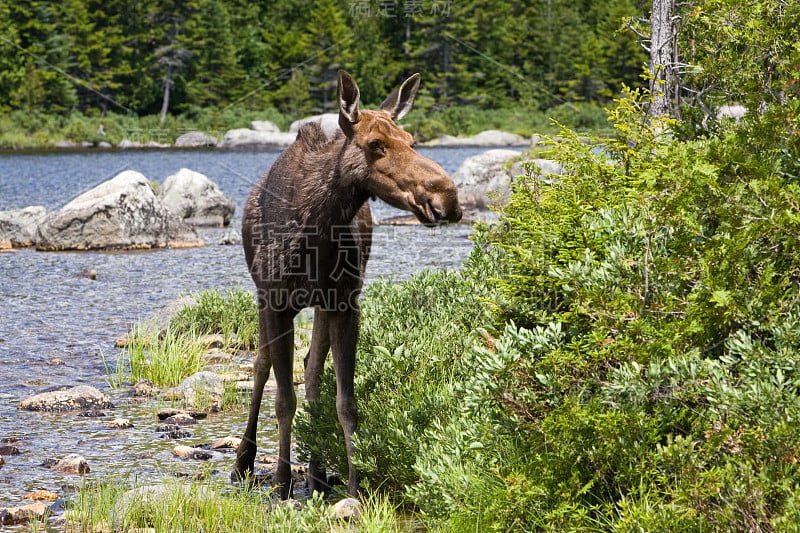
296;123;330;152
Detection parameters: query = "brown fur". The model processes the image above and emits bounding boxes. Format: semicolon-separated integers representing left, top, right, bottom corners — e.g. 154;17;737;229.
234;71;461;498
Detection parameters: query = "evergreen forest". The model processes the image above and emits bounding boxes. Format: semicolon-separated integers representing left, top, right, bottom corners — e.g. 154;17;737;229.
0;0;648;120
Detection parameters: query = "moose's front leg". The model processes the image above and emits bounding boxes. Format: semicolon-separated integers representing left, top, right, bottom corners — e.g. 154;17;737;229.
329;309;361;497
234;307;272;479
266;310;297;499
304;308;332;495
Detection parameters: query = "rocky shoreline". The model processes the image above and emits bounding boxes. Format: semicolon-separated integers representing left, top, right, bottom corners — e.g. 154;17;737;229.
13;114;537;152
0;297;313;528
1;140;563;250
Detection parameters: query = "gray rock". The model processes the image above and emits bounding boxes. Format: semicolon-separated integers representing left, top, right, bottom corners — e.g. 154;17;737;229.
426;129;530;147
218;229;242;245
19;385;113;412
217;129;296;149
156;407;206;421
105;418;133;429
249;120;280;133
331;497;361;521
0;501;48;525
55;140;77;149
97;141;112;149
80;141;94;148
35;170;202;251
144;141;171;148
210;436;241;450
453;149;521;210
130;380;159;398
162;413;197;426
454;150;563;213
118;139;143;149
43;453;90;474
176;371;224;410
172;445;212;459
174;131;218;148
0;206;47;247
288;113;340;140
158;168;235;227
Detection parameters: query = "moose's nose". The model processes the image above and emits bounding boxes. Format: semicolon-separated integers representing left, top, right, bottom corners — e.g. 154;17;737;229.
429;196;462;224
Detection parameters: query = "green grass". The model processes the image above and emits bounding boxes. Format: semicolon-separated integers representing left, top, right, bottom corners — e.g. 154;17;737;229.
65;476;402;532
172;287;259;350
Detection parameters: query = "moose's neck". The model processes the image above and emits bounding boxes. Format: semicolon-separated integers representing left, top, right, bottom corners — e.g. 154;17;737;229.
300;137;370;230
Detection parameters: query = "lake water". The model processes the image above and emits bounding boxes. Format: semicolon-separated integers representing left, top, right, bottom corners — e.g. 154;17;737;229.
0;145;517;528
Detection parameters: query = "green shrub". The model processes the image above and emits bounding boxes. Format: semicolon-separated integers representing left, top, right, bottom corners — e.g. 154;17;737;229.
405;86;800;530
294;261;495;497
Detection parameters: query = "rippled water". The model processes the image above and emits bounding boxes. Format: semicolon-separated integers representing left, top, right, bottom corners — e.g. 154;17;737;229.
0;146;518;528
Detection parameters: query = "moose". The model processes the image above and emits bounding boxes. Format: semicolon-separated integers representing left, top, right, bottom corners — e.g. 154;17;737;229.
233;70;462;499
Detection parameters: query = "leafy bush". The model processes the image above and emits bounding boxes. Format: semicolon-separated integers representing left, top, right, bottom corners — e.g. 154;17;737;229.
294;260;495;496
404;86;800;530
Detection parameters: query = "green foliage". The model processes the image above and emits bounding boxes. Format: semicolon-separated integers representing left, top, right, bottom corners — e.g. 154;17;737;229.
294;263;495;496
0;0;647;121
406;56;800;530
68;476;402;532
107;326;207;388
172;287;259;349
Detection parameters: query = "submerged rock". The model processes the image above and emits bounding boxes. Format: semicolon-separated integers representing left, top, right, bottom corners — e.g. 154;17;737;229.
35;170;202;251
43;454;90;474
158;168;235;227
217;229;242;245
209;436;241;450
105;418;133;429
0;501;48;525
172;445;212;460
162;413;197;427
130;380;159;398
18;385;113;412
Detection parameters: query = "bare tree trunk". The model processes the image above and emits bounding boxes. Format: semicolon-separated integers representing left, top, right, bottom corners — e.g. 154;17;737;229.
159;63;172;124
649;0;675;118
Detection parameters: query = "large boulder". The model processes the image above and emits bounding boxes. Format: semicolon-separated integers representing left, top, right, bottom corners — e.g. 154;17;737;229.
174;131;218;148
288;113;340;140
249;120;280;133
426;130;531;147
454;150;563;211
35;171;202;251
19;385;113;412
0;206;48;247
217;129;296;149
158;168;235;227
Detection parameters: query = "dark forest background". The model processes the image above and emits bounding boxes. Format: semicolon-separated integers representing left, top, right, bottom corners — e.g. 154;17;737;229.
0;0;648;120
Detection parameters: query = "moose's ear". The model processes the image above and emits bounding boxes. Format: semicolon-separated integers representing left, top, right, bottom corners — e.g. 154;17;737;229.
380;73;420;121
337;70;360;133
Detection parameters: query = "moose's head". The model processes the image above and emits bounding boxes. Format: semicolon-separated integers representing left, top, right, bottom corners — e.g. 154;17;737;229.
336;70;462;226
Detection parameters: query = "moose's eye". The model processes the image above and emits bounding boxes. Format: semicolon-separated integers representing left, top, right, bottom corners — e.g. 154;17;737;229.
368;140;382;151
